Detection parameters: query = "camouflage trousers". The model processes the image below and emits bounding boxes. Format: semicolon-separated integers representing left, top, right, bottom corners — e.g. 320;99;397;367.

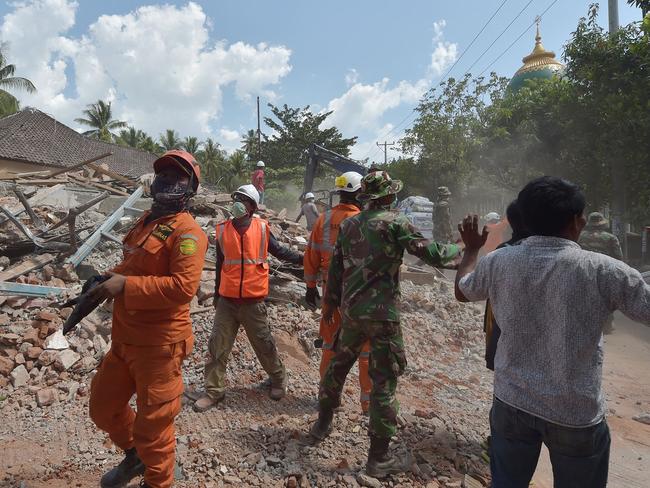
318;320;407;439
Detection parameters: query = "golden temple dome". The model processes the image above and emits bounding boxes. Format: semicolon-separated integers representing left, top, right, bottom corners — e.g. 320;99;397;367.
508;21;564;92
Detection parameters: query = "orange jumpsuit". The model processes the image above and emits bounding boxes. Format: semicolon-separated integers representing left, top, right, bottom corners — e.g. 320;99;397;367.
304;203;372;411
89;210;207;488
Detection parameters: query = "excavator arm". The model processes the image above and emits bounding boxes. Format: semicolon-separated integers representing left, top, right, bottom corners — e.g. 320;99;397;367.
303;143;367;197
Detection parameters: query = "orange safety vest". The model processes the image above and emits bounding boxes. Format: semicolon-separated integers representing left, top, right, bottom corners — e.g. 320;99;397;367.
304;203;360;287
216;218;270;299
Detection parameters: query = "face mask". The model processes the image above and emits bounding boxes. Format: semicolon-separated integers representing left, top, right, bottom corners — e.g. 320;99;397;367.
149;176;190;218
231;201;249;219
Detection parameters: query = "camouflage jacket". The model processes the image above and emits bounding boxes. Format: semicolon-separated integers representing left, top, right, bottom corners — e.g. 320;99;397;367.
324;207;460;322
578;228;623;260
432;203;453;243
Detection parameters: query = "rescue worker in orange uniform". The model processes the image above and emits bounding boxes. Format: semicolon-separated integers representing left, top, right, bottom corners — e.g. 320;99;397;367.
303;171;372;414
193;184;304;412
88;150;208;488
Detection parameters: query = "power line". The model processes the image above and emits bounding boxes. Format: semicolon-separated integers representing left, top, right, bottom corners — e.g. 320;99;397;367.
362;0;511;161
478;0;560;77
463;0;537;75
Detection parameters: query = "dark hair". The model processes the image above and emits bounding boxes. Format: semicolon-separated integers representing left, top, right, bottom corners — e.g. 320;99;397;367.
506;199;529;241
518;176;585;237
339;190;360;204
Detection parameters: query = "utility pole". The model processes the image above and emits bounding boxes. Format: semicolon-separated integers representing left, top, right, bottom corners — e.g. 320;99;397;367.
256;96;262;161
608;0;628;258
376;141;395;165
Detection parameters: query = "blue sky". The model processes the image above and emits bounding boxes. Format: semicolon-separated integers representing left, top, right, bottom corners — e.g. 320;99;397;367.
0;1;642;162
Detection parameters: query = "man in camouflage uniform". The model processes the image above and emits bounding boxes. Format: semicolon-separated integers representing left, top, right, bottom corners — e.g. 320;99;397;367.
579;212;623;334
432;186;453;243
579;212;624;261
308;171;460;478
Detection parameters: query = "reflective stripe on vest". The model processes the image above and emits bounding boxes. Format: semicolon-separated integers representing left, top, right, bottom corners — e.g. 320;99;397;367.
320;210;334;253
218;218;270;298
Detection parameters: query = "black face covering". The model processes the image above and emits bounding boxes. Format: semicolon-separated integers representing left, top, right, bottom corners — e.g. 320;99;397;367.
149;176;191;219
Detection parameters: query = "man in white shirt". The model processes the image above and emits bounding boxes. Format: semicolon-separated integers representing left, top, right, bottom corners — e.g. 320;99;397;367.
454;176;650;488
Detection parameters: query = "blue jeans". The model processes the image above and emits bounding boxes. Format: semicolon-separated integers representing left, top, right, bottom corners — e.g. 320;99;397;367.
490;397;610;488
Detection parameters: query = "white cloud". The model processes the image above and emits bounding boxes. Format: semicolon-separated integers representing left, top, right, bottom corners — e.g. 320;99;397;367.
219;128;240;142
429;40;458;77
432;20;446;41
323;19;457;152
345;68;359;86
326;78;427;135
0;0;292;140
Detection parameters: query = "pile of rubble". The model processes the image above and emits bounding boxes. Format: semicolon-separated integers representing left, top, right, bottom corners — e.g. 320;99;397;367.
0;159;493;487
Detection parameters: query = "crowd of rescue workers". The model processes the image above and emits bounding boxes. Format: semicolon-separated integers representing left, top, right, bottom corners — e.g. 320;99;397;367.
76;150;649;488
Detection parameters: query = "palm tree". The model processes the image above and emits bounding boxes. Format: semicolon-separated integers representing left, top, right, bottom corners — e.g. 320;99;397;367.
0;48;36;117
197;138;226;183
116;126;146;148
159;129;181;151
139;135;161;155
221;150;250;191
181;136;202;155
241;129;259;159
74;100;127;142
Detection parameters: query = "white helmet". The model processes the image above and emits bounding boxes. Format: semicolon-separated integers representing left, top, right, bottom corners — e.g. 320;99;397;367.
304;192;315;200
484;212;501;222
232;184;260;206
256;160;265;168
334;171;363;193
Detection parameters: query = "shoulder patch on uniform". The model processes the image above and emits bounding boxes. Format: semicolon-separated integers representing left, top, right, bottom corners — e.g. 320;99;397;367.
180;233;198;241
179;238;198;255
152;224;174;241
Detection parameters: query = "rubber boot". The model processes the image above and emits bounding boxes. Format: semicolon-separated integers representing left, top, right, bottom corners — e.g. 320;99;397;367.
365;436;407;478
309;407;334;440
100;447;145;488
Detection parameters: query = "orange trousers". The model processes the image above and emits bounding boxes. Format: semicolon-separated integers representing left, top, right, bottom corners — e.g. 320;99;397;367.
319;299;371;411
90;338;192;488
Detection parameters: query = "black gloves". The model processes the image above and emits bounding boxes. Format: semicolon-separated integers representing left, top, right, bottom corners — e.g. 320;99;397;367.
305;287;320;309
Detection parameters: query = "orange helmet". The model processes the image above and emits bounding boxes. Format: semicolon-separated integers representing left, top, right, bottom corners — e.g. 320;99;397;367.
153;150;201;192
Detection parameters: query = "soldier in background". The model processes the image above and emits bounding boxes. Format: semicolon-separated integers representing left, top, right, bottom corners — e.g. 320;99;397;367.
308;171;460;478
432;186;453;243
579;212;623;261
579;212;623;334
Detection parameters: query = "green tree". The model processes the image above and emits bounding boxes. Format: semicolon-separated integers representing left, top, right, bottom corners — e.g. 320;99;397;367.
181;136;202;155
196;138;226;184
261;103;357;169
477;5;650;226
400;73;508;200
159;129;181;151
627;0;649;16
241;129;259;159
74;100;126;142
116;126;146;148
0;47;36;117
139;135;161;155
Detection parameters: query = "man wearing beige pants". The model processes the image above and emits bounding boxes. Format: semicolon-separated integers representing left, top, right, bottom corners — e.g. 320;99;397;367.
194;185;303;412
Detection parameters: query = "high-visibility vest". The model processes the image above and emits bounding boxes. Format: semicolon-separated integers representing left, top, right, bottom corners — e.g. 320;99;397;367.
216;218;270;298
304;203;360;287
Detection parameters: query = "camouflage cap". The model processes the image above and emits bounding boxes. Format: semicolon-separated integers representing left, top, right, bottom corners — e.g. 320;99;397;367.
357;171;403;202
437;186;451;196
587;212;608;227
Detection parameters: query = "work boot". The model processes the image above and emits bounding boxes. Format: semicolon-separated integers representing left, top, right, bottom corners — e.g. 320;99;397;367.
365;436;409;478
100;447;145;488
309;407;334;441
269;377;287;401
193;393;224;412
